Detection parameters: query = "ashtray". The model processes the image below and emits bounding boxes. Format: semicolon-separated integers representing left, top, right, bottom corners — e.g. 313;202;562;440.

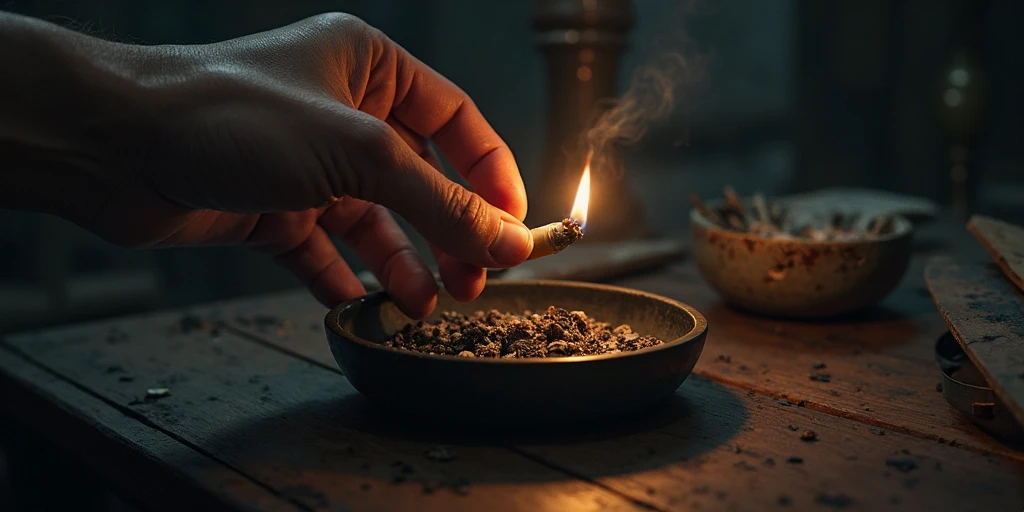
689;198;914;318
324;281;707;426
935;332;1024;444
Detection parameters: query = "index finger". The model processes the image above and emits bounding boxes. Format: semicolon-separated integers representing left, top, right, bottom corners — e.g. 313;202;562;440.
390;52;527;221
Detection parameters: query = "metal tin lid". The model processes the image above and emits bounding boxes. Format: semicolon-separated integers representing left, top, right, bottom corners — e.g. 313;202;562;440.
935;332;1024;444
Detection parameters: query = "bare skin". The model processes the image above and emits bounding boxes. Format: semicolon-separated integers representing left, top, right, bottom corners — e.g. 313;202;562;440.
0;12;534;318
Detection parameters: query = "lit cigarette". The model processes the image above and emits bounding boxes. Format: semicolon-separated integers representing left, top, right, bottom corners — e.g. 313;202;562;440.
527;218;584;260
526;155;591;261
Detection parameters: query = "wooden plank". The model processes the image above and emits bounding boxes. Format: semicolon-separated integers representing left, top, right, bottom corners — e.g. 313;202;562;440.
515;377;1024;511
925;256;1024;429
2;312;647;512
0;345;300;512
621;262;1024;460
496;239;686;282
968;215;1024;292
217;269;1023;462
210;293;1024;510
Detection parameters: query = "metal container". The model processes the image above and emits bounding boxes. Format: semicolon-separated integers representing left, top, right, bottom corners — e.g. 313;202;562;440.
325;281;707;426
935;332;1024;444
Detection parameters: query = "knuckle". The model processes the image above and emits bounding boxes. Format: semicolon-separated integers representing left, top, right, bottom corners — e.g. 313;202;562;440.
444;187;488;235
309;12;367;34
307;12;384;46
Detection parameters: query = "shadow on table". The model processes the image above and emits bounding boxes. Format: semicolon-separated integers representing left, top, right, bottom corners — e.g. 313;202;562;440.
703;288;930;355
196;376;748;483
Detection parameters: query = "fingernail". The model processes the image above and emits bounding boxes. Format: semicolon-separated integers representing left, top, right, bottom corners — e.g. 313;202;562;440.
490;220;532;266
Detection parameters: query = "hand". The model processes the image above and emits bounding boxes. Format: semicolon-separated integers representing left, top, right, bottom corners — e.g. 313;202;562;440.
39;13;534;317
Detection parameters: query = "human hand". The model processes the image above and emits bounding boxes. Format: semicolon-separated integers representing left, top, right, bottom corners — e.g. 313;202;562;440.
60;13;533;317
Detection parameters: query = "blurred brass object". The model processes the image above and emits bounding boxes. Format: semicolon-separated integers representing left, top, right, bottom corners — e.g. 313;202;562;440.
938;1;990;221
531;0;646;242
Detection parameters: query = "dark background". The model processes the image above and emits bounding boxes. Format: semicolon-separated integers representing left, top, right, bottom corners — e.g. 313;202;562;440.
0;0;1021;335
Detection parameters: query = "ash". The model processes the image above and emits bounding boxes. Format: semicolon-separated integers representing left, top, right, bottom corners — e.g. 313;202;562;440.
691;187;898;241
385;306;664;358
553;218;584;247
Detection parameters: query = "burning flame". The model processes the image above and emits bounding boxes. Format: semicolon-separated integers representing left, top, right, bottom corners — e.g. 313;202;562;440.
570;155;591;230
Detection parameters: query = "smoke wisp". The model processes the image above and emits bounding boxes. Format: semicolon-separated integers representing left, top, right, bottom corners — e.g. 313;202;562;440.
585;18;705;175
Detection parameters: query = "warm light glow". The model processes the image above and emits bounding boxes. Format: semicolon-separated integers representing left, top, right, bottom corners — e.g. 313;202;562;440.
570;156;591;230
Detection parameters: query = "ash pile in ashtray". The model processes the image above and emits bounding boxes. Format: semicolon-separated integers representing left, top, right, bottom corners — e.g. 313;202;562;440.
385;306;664;358
691;187;897;241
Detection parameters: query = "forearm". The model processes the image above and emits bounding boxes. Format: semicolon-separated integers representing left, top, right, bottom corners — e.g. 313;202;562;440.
0;12;158;220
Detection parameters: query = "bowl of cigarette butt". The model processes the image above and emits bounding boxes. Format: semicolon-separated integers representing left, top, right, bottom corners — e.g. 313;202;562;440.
689;188;914;319
325;281;707;427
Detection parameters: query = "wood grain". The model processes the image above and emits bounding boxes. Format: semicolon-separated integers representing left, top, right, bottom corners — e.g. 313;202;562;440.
218;266;1023;463
0;345;301;512
617;263;1024;459
925;256;1024;429
1;313;647;512
968;215;1024;293
211;293;1024;510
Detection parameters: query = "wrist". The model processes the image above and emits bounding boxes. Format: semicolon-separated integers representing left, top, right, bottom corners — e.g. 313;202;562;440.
0;13;187;221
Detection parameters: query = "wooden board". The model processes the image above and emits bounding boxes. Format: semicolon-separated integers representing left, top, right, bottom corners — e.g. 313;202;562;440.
216;295;1023;509
496;238;687;282
217;261;1024;463
925;256;1024;430
0;346;301;512
1;313;647;512
968;215;1024;293
4;301;1020;511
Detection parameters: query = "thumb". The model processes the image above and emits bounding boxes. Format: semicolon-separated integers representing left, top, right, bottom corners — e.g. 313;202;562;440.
341;115;533;268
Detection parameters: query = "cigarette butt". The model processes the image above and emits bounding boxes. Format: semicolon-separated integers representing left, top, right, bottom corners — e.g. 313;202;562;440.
527;218;584;260
752;193;770;224
869;216;894;237
723;186;747;219
726;213;747;232
690;193;724;227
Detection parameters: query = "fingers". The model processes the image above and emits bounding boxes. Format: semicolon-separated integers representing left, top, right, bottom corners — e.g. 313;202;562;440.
388;115;487;302
389;53;527;221
386;115;445;172
429;243;486;302
271;224;366;308
319;197;437;319
340;110;533;268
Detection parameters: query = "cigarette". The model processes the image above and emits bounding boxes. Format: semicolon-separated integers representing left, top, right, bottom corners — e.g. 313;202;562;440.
527;218;584;260
723;186;747;219
753;193;770;224
690;193;725;227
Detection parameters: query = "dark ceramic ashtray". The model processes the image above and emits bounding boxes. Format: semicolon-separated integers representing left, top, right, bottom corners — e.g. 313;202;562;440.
325;281;708;427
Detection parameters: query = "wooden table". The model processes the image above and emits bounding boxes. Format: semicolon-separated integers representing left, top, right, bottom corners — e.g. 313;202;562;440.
2;221;1023;512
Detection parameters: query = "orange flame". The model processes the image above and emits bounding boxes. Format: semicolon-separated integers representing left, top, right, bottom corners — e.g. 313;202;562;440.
570;154;591;230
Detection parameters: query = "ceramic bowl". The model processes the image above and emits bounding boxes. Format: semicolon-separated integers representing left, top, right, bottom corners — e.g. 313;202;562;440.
690;204;913;318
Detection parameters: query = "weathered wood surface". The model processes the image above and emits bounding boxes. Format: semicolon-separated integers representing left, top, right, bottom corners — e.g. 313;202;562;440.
925;256;1024;430
968;214;1024;293
3;302;1023;511
220;257;1024;463
0;345;301;512
2;214;1021;511
1;313;647;512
